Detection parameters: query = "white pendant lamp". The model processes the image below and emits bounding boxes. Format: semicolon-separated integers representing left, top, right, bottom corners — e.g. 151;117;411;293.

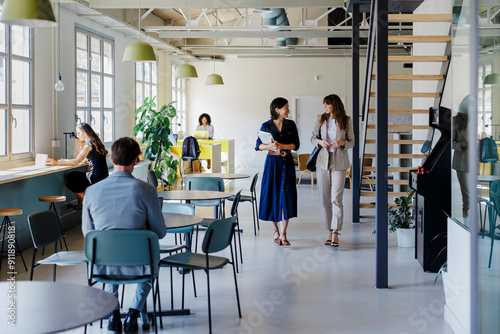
176;0;198;78
122;0;156;62
0;0;57;28
54;2;64;92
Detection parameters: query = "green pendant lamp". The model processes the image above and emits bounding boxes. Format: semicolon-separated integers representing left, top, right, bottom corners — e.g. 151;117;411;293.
175;0;198;78
122;0;156;62
123;41;156;62
176;63;198;78
0;0;57;28
483;73;500;86
205;3;223;85
206;73;223;85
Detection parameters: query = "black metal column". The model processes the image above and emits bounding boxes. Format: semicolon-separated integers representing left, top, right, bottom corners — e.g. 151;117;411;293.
375;0;389;289
352;3;360;223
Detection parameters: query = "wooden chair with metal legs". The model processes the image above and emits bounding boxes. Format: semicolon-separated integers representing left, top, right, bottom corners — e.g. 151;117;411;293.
0;208;27;271
297;154;314;189
39;195;68;251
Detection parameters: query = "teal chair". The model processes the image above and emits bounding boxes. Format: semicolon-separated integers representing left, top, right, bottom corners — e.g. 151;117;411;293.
198;190;243;272
487;181;500;267
227;173;260;235
84;230;161;334
185;176;225;219
161;202;197;309
159;216;242;334
27;210;88;282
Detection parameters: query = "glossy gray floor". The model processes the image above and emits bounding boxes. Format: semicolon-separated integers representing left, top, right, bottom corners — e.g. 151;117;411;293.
2;176;455;334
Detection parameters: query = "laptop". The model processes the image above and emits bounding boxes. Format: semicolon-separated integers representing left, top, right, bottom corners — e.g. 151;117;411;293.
194;130;209;139
35;153;48;167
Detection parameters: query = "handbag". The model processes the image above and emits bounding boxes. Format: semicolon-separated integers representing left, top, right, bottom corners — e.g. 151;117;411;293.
306;146;321;171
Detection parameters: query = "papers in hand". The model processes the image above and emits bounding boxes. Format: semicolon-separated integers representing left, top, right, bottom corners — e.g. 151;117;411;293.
258;131;278;152
35;154;48;167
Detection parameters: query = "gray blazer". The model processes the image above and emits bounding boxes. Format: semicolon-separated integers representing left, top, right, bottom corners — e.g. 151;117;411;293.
82;171;166;276
310;114;355;171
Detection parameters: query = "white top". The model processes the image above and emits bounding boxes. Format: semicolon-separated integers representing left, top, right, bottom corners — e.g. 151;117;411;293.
195;124;214;138
327;117;337;153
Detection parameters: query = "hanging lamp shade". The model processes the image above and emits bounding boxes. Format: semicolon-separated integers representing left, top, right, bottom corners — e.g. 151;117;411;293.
176;64;198;78
483;73;500;86
206;73;224;85
0;0;57;28
123;41;157;62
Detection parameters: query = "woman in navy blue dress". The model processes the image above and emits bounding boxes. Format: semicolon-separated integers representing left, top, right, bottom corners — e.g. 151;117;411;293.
256;97;300;245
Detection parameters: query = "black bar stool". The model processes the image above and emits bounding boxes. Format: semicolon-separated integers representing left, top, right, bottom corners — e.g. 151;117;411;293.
39;196;68;251
0;208;28;271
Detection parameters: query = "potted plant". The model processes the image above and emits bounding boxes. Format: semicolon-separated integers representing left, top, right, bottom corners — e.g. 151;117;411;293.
388;189;416;247
134;96;179;189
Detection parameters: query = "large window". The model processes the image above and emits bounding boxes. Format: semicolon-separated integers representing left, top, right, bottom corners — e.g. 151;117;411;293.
136;62;158;109
76;28;114;143
0;23;33;162
478;62;492;138
171;64;186;137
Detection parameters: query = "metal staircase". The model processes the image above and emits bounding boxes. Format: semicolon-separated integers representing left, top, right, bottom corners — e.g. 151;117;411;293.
358;12;452;209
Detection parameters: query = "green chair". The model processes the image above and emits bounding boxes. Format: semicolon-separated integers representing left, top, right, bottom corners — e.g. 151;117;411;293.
84;230;161;334
161;202;197;309
159;216;242;334
487;181;500;268
185;176;225;219
27;210;88;281
198;190;243;272
227;173;260;235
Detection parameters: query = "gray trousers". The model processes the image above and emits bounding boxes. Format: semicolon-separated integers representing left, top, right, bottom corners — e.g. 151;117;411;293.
106;282;152;311
317;155;346;230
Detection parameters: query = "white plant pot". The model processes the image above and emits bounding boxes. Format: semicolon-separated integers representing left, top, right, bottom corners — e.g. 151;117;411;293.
396;228;415;247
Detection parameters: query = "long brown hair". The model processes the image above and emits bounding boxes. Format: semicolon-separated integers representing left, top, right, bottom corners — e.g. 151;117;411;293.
78;123;108;156
320;94;348;131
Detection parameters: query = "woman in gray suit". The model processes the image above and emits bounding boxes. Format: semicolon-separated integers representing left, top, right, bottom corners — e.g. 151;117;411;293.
452;96;470;218
311;94;354;247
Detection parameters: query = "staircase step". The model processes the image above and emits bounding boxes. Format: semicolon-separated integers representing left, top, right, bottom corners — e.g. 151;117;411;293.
362;179;408;185
370;92;440;98
388;14;452;23
367;124;431;130
361;191;409;197
387;55;448;62
373;74;445;80
360;203;416;209
388;35;451;43
369;108;428;114
364;167;415;172
365;153;427;159
366;139;427;144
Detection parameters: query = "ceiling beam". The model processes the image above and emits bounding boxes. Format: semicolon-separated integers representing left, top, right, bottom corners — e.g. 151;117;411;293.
89;0;345;9
158;30;372;39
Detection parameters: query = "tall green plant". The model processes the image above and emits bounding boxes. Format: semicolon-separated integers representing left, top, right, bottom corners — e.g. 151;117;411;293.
388;190;415;232
133;96;179;187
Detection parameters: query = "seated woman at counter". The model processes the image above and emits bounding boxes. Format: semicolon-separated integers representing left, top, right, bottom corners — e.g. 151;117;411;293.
196;113;214;139
47;123;108;209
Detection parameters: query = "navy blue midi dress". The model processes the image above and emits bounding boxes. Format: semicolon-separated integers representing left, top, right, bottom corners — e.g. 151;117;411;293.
256;119;300;222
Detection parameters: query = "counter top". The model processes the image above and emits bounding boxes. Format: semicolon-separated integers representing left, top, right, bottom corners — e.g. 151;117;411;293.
0;164;87;184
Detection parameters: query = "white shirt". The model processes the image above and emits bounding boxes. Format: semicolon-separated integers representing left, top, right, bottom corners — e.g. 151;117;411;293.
326;117;337;153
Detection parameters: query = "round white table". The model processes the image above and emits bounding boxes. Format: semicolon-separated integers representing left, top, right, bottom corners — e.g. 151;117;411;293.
158;190;234;201
0;281;118;334
163;212;203;229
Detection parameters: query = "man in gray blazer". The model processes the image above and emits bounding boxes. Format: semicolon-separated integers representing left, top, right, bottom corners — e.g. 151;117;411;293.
82;137;166;333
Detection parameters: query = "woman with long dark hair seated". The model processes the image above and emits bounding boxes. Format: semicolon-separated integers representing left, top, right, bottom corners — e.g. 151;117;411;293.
47;123;109;209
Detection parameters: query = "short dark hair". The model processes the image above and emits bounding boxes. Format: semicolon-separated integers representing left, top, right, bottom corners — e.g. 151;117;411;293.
111;137;141;166
270;97;288;120
198;113;211;125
